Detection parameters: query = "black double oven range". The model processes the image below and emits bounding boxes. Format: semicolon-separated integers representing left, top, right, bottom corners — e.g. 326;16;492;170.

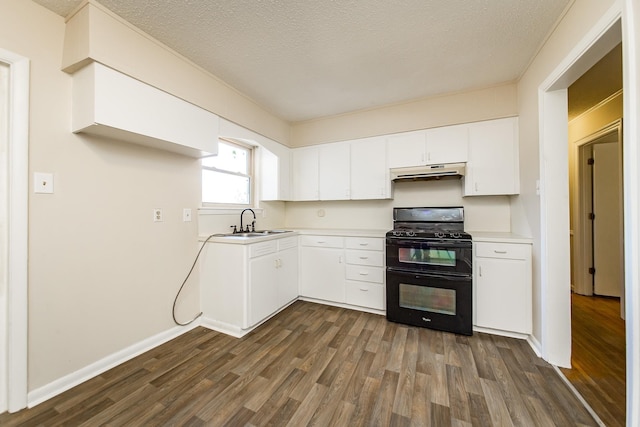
385;207;473;336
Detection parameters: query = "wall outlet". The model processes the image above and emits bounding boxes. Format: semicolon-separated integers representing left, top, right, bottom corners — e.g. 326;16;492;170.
153;208;163;222
183;208;192;222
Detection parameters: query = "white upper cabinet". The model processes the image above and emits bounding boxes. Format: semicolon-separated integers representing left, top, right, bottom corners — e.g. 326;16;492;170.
292;146;319;201
350;136;390;199
464;117;519;196
260;145;291;201
72;62;219;158
387;125;468;168
387;130;426;168
319;142;350;200
425;123;468;164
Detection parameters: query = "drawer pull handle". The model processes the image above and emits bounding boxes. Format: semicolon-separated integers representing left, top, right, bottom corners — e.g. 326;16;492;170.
494;250;507;254
317;240;326;244
359;272;369;276
359;256;369;260
359;243;369;246
359;287;369;291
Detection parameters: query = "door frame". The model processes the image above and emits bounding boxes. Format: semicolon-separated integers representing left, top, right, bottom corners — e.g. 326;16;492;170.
0;48;29;413
573;121;623;298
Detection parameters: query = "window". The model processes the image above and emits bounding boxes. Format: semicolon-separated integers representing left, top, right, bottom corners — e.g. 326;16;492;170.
202;139;253;205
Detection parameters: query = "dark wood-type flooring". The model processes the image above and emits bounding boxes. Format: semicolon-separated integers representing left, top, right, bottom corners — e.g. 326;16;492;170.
1;301;597;426
561;293;626;427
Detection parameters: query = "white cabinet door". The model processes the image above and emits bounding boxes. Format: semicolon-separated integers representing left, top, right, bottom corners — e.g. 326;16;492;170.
278;246;299;307
350;136;390;199
300;247;345;302
260;145;291;201
319;142;350;200
249;254;279;326
474;241;532;334
292;146;319;201
464;117;519;196
387;130;427;168
425;123;468;164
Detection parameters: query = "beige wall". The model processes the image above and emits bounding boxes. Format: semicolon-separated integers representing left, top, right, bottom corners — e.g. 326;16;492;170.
284;183;511;233
291;83;517;146
0;0;288;392
514;0;619;344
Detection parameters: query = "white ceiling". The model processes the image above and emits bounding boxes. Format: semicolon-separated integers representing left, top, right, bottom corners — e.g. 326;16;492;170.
33;0;571;123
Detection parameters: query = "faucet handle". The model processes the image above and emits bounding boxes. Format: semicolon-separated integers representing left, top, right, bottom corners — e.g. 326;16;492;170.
230;225;237;234
251;221;256;232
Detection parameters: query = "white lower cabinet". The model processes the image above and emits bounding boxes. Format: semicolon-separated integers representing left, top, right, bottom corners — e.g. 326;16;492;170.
474;241;532;334
201;235;298;334
300;234;385;311
299;235;345;302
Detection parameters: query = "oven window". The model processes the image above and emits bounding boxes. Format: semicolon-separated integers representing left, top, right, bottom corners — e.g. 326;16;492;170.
398;248;456;267
399;283;456;316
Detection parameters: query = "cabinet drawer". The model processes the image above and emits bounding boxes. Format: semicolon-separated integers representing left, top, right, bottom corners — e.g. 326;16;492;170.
345;265;384;283
475;242;530;260
278;236;298;251
300;235;344;248
249;240;278;258
345;237;384;251
345;281;384;310
346;250;384;267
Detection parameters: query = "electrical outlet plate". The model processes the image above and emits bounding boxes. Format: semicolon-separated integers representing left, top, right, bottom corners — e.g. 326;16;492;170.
183;208;192;222
34;172;54;194
153;208;163;222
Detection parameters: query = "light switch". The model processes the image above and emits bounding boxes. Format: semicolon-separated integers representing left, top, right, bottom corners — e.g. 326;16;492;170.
34;172;54;194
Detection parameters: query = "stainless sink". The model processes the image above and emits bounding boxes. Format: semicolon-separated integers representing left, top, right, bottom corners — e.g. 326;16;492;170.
222;230;292;238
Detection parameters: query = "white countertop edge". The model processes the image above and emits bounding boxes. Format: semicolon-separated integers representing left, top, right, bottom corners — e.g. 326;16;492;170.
467;231;533;244
292;228;388;238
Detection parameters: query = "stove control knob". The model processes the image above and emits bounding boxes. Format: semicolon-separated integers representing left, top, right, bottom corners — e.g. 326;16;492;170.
435;232;445;238
451;232;461;238
406;231;416;237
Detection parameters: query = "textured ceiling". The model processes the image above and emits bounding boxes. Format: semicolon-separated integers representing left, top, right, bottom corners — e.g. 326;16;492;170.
32;0;572;122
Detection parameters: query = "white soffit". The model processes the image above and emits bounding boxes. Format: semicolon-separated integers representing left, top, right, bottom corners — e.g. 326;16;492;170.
32;0;571;122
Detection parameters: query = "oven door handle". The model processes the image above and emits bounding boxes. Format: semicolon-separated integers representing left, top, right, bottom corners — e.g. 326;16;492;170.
387;268;471;282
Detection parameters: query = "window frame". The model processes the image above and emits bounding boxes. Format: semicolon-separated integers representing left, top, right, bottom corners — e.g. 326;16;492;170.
201;138;255;208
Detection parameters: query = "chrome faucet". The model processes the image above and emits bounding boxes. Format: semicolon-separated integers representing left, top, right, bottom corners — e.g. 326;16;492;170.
240;208;256;232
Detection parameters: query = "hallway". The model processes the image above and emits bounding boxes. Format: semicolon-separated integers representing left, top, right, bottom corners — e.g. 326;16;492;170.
561;293;626;426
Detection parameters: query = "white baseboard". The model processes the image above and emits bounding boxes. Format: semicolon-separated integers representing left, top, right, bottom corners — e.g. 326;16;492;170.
199;316;248;338
527;333;543;358
27;323;199;408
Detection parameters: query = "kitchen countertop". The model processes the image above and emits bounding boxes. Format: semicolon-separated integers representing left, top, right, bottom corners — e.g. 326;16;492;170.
467;231;533;244
199;228;388;245
293;228;388;238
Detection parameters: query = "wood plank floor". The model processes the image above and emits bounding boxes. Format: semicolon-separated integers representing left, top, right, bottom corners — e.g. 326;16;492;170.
1;301;597;426
561;293;626;427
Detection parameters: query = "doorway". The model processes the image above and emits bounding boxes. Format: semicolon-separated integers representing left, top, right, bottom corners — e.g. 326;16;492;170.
579;131;624;299
0;48;30;413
